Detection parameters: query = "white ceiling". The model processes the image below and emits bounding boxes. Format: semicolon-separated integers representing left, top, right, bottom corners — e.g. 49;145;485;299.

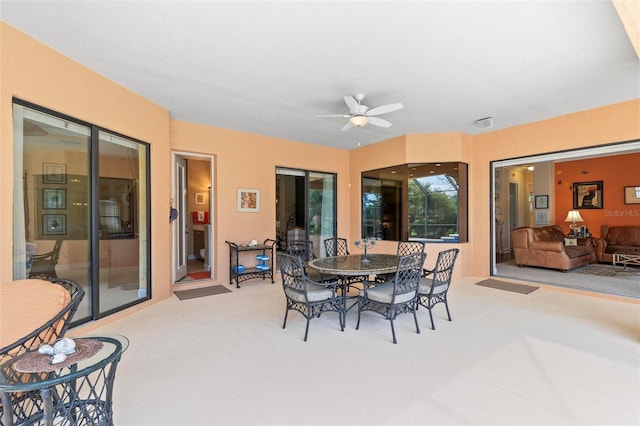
1;1;638;150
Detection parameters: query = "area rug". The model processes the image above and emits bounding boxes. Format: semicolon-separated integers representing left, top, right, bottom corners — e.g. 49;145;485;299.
187;271;212;280
475;279;538;294
174;285;232;300
575;263;639;277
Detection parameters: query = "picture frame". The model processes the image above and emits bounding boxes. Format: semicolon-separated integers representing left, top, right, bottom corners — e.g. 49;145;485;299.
43;162;67;184
237;188;260;212
43;214;66;235
43;188;66;209
535;210;549;225
195;193;205;205
573;181;603;209
534;195;548;209
623;186;640;204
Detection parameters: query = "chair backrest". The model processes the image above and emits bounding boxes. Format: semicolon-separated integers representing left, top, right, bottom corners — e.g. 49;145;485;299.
396;240;426;256
287;240;316;263
392;252;427;300
1;278;85;359
428;248;460;294
277;253;309;299
29;239;63;279
324;237;350;257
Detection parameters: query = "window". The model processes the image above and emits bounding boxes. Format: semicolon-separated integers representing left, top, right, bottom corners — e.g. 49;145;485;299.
361;163;468;243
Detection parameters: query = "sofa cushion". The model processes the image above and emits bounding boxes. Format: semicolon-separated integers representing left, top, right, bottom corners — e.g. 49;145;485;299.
605;227;640;246
533;226;564;242
564;245;593;259
0;279;71;348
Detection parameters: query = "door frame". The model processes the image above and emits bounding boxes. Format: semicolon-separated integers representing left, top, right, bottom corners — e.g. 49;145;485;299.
172;151;215;283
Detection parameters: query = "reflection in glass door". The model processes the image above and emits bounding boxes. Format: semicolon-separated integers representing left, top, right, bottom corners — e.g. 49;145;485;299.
12;101;150;324
98;130;149;314
275;168;336;258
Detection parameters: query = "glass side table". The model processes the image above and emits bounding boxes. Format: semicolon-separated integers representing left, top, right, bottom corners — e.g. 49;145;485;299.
0;334;128;426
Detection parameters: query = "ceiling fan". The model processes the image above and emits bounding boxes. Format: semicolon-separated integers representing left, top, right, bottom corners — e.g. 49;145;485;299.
319;93;404;131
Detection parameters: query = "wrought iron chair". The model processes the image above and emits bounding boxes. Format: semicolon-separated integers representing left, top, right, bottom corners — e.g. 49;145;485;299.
375;240;426;283
356;252;426;344
277;253;343;342
0;278;85;424
28;239;63;280
323;237;368;294
417;248;460;330
288;240;336;282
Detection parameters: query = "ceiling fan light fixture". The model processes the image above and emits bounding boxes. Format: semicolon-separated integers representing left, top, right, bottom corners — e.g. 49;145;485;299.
349;115;368;127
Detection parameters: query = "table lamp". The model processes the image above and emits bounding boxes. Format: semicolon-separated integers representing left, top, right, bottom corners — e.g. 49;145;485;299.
564;210;584;236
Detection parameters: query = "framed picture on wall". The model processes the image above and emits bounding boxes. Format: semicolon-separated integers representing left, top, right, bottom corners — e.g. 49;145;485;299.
624;186;640;204
43;188;66;209
573;181;603;209
43;214;66;235
535;210;549;225
43;162;67;184
195;193;205;205
534;195;548;209
237;188;260;212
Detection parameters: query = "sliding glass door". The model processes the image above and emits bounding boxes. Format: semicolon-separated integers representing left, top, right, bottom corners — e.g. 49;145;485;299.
12;101;150;323
276;168;336;257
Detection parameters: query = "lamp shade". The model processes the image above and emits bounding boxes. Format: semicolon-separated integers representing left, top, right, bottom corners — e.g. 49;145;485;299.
349;115;368;127
564;210;584;224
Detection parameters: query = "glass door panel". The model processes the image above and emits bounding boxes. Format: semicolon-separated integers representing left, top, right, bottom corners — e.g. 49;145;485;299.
13;104;92;321
13;101;151;324
276;168;336;258
308;172;336;257
98;130;149;314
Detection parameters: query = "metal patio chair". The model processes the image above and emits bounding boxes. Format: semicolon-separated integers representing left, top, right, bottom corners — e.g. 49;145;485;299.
356;252;426;344
277;253;343;342
417;248;460;330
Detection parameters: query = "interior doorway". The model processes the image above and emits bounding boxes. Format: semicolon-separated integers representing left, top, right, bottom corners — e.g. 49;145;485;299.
172;152;214;283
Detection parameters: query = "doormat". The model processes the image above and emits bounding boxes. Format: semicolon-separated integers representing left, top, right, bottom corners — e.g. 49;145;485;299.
187;271;212;280
475;279;538;294
174;285;232;300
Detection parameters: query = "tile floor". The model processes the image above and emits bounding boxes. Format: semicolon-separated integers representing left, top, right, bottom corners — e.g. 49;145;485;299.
82;275;640;425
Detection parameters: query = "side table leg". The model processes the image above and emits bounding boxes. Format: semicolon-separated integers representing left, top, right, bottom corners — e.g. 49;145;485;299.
41;387;54;426
1;392;15;426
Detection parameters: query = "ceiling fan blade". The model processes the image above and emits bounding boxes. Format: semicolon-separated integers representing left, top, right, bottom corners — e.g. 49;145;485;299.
341;121;353;132
366;103;404;116
317;114;350;118
344;96;359;112
367;116;392;128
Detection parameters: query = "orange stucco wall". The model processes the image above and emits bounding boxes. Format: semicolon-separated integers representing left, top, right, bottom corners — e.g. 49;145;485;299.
169;120;350;287
0;23;173;309
2;22;640;329
471;100;640;276
554;153;640;235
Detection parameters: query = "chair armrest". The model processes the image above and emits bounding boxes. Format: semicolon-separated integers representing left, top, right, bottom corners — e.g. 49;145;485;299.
593;238;607;262
529;240;564;252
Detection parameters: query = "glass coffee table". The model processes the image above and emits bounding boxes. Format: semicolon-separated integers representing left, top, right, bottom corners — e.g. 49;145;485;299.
612;249;640;275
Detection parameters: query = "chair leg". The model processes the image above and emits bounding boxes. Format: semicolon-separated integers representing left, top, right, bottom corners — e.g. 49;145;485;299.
389;318;397;344
428;307;436;330
282;309;289;329
444;299;452;321
304;318;310;342
356;304;362;330
412;309;421;334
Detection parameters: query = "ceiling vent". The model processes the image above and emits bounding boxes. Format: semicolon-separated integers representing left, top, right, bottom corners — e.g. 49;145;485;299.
474;117;494;129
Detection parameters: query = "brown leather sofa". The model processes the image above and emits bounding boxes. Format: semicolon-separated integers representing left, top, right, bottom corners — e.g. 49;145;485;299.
510;225;595;272
593;225;640;263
